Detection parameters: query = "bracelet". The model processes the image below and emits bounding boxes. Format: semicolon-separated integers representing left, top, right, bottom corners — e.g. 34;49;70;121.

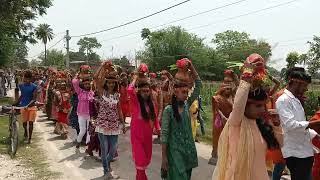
238;80;251;89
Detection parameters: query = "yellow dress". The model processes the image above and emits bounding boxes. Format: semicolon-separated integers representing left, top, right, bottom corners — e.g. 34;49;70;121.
189;99;199;139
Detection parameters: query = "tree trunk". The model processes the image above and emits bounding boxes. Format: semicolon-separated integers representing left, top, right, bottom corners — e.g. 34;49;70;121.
44;43;47;66
86;49;89;64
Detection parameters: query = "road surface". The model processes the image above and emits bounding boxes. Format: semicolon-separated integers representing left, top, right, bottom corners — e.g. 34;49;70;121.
35;112;215;180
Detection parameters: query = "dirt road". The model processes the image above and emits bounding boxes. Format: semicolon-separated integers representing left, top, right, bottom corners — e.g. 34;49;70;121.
35;112;215;180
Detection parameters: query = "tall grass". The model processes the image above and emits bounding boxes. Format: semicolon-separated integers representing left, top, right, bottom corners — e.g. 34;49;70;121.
200;82;220;106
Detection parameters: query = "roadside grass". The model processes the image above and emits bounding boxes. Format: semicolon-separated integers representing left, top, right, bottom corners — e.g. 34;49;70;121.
198;106;213;145
0;98;60;180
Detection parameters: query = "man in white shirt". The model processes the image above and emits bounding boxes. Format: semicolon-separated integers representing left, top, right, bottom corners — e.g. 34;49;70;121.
276;67;320;180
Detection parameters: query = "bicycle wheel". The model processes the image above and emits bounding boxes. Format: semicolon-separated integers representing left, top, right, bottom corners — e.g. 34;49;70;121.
9;118;19;158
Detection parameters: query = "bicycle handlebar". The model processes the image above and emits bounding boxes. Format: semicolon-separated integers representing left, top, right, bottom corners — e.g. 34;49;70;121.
1;101;45;111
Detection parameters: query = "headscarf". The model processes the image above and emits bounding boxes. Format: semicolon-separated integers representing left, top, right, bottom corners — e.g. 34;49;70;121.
212;116;254;180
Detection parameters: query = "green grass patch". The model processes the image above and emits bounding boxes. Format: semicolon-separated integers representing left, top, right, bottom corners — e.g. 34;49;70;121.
198;106;213;145
0;98;60;179
0;97;13;106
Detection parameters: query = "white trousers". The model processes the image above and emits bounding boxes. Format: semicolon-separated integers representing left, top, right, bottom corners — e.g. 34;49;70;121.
77;115;90;143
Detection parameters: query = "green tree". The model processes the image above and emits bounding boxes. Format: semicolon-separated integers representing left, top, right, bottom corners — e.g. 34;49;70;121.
35;23;54;63
39;49;65;68
212;30;272;62
30;59;42;67
138;26;221;78
69;51;87;62
77;37;102;62
0;0;53;66
286;51;300;69
306;36;320;75
6;39;29;68
112;56;131;67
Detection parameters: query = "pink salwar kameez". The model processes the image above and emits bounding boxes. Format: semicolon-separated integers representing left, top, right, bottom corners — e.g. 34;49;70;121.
127;84;153;180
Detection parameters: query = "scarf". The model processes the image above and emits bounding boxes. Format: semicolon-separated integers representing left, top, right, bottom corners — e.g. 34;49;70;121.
212;117;254;180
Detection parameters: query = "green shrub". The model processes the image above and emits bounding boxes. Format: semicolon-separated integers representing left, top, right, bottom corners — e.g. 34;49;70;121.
200;82;219;106
305;90;320;117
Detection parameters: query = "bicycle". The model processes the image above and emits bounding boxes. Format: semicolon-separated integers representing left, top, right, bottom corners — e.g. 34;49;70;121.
1;105;24;158
0;101;44;158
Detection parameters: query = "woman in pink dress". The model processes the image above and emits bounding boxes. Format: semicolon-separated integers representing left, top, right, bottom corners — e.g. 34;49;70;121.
212;58;283;180
128;73;156;180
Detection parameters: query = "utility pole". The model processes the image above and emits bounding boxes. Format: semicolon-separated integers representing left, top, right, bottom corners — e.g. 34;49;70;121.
111;46;114;58
65;30;71;69
134;49;137;68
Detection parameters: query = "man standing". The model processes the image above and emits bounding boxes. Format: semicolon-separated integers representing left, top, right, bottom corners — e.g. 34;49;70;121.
0;70;7;98
276;67;320;180
6;71;12;90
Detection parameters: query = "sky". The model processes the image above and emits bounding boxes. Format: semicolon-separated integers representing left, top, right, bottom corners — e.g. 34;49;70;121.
27;0;320;69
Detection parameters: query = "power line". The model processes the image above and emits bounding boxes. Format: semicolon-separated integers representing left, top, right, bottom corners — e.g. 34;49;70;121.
71;0;191;38
100;0;248;42
188;0;300;31
100;0;299;43
276;36;312;43
27;37;65;59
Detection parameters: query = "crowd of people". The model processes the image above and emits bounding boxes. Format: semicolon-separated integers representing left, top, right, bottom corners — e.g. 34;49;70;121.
2;53;320;180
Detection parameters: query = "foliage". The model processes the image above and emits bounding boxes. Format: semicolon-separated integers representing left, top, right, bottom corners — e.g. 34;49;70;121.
305;90;320;117
77;37;102;56
2;39;30;68
86;53;101;65
286;51;300;69
35;23;54;62
137;26;227;80
30;59;42;67
200;82;220;106
306;36;320;75
112;56;131;67
39;49;65;68
267;66;280;77
69;51;87;62
212;30;272;62
0;0;53;66
35;24;54;45
138;27;273;80
76;37;102;64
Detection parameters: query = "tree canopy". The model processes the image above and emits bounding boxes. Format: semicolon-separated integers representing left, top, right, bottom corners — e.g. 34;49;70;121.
306;36;320;75
39;49;65;68
138;26;273;80
212;30;272;62
76;37;102;64
112;56;131;67
0;0;53;66
35;23;54;62
286;51;300;69
77;37;102;55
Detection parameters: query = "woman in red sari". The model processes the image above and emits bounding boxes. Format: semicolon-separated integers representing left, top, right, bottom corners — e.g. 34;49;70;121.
54;77;71;139
128;65;156;180
120;72;130;121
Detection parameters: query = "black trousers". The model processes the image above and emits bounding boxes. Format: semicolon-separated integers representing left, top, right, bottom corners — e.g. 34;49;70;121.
285;156;314;180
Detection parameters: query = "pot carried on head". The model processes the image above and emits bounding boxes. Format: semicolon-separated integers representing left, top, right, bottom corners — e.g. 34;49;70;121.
174;58;194;88
137;63;150;84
